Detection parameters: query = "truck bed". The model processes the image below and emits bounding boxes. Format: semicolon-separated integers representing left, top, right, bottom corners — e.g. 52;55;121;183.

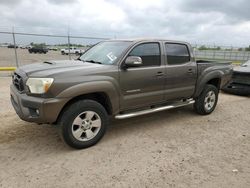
196;60;232;65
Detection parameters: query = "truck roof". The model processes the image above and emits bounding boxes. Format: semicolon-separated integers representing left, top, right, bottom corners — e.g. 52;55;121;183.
107;38;190;45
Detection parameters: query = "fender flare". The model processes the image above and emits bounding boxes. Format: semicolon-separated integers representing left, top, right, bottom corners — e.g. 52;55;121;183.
57;81;120;114
194;70;223;98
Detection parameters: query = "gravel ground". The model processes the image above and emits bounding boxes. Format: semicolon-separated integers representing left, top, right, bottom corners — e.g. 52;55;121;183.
0;77;249;187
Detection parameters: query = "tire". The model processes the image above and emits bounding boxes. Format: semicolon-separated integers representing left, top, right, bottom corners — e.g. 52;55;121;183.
194;84;219;115
59;100;109;149
61;51;65;55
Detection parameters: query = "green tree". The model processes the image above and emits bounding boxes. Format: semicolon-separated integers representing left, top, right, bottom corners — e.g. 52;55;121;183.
198;45;207;50
245;45;250;51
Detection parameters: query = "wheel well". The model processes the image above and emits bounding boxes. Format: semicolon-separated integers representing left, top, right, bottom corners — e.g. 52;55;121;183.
56;92;112;124
207;78;221;89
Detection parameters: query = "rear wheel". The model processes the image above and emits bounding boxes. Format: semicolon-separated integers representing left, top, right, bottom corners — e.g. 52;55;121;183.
194;84;219;115
59;100;109;149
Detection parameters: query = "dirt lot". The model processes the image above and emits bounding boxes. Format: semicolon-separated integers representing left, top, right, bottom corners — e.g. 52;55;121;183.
0;47;78;67
0;77;250;188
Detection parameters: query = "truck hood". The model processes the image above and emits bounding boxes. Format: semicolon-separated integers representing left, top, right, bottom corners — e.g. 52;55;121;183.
19;60;104;77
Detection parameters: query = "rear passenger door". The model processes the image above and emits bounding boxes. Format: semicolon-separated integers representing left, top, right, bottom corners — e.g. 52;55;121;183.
164;43;197;100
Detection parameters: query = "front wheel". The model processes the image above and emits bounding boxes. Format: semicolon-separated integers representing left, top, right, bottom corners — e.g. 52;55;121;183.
194;84;219;115
59;100;109;149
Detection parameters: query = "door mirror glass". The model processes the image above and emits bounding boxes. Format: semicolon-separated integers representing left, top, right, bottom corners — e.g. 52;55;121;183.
124;56;142;68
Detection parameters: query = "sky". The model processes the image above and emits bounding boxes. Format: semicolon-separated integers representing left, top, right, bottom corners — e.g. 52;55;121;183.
0;0;250;46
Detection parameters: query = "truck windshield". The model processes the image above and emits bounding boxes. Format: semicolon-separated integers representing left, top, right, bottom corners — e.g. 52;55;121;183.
80;41;132;65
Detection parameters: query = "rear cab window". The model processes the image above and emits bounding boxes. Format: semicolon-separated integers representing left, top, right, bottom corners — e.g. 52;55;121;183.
165;43;190;65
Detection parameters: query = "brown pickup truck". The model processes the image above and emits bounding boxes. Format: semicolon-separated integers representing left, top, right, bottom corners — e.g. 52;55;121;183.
10;39;233;149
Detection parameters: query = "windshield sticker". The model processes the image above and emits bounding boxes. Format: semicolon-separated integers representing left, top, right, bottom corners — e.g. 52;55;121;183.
107;52;117;62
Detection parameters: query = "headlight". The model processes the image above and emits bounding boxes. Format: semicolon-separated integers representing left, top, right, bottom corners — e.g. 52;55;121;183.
26;78;54;94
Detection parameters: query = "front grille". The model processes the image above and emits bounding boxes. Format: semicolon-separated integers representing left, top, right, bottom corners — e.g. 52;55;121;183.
12;72;24;92
232;72;250;85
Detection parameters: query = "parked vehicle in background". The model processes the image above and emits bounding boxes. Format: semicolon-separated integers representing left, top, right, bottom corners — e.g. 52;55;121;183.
28;47;48;54
222;60;250;95
8;44;18;48
10;39;233;149
61;47;84;55
0;43;9;47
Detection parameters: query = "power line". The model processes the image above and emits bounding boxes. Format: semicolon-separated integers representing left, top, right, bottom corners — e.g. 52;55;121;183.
0;31;110;40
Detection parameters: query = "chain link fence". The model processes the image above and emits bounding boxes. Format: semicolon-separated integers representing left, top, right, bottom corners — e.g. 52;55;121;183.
193;44;250;62
0;30;109;67
1;30;249;68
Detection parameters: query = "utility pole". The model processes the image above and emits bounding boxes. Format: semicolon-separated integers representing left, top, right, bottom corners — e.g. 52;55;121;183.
67;26;71;60
12;27;19;67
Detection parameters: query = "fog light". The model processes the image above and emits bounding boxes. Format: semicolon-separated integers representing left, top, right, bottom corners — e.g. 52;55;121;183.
29;108;40;117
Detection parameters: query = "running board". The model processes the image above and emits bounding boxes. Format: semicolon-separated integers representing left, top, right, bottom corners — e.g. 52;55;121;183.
115;99;195;119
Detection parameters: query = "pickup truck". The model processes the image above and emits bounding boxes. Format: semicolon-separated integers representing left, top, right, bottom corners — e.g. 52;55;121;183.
61;47;84;55
10;39;233;149
28;47;48;54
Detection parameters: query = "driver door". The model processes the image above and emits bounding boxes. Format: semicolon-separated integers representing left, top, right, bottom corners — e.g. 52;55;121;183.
119;42;165;111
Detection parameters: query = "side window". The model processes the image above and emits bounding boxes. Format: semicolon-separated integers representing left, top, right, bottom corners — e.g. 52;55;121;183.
165;43;190;65
129;43;161;67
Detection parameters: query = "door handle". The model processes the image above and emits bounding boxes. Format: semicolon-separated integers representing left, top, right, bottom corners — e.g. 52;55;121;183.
155;72;164;77
187;69;193;74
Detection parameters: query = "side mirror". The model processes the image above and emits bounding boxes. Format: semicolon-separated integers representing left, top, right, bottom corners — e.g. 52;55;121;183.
124;56;142;68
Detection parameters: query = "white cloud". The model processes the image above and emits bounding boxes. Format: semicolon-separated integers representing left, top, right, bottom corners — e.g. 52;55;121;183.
0;0;249;46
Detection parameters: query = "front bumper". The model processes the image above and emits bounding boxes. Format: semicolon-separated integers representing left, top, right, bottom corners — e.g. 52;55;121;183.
10;84;68;124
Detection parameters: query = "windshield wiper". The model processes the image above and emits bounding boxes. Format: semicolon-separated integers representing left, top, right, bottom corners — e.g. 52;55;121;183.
83;60;102;64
